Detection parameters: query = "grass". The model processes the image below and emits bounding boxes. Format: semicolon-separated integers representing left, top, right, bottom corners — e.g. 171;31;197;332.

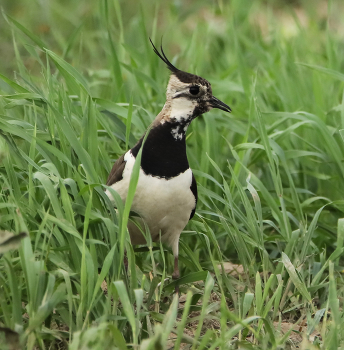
1;0;344;348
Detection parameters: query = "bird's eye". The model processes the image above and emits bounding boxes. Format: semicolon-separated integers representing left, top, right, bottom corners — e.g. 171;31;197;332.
189;86;200;95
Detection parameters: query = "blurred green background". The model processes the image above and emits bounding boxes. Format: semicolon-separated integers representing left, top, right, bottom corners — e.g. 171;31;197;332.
2;0;343;80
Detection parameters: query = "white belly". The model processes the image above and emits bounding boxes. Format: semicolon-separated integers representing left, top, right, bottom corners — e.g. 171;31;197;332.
106;151;195;253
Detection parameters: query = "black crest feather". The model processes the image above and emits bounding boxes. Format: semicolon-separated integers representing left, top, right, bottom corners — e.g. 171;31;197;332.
149;38;179;73
149;38;210;85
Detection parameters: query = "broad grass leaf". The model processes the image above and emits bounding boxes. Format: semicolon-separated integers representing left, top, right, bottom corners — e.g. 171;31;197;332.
4;14;46;49
281;253;312;302
46;49;90;94
297;62;344;81
164;271;208;293
113;281;137;342
242;292;254;317
0;73;29;93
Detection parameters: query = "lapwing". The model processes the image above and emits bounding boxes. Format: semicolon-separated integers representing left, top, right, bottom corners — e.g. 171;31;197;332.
106;39;231;292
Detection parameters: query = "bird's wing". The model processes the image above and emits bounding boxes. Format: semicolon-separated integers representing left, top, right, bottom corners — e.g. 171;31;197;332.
189;172;198;220
106;154;126;186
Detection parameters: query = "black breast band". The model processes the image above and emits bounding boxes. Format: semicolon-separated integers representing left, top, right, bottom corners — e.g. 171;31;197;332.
131;121;189;179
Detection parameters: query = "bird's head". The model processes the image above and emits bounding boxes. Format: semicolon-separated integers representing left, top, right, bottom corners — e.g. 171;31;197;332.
150;39;231;125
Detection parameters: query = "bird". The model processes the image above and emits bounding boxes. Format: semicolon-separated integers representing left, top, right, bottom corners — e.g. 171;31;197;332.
105;39;231;292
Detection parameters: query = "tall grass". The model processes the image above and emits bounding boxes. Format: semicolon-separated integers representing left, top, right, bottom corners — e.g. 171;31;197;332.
1;0;344;348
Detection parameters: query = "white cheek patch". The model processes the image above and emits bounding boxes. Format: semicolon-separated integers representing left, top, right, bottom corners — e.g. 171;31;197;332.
170;97;196;121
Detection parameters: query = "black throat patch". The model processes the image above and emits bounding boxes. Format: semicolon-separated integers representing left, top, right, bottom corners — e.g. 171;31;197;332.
131;121;190;179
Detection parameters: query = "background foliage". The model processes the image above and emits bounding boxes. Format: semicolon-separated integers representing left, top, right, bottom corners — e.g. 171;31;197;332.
1;0;344;348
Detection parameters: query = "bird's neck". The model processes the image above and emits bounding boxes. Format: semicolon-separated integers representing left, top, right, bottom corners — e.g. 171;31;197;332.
153;99;195;137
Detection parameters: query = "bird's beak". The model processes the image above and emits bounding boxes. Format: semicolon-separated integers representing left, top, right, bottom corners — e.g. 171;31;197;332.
209;96;231;113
